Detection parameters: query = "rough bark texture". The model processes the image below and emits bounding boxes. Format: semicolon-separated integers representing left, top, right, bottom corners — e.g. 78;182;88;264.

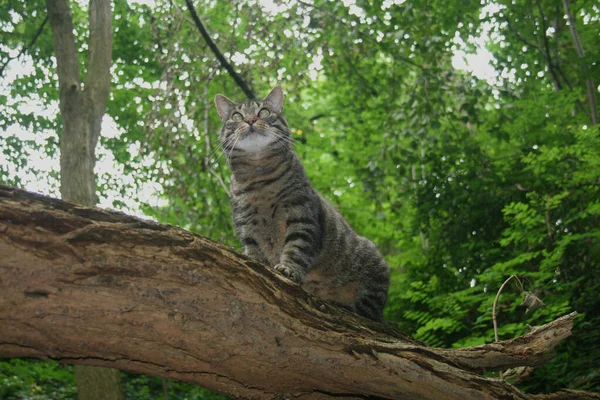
47;0;94;205
0;186;587;400
46;0;112;206
75;366;123;400
45;0;120;397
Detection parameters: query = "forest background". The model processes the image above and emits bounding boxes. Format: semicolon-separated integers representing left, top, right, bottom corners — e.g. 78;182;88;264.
0;0;598;398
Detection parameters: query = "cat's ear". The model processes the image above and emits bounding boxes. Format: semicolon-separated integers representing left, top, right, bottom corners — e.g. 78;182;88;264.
215;94;236;121
264;85;284;114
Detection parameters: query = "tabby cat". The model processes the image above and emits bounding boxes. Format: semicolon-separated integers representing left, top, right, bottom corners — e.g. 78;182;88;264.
215;85;390;322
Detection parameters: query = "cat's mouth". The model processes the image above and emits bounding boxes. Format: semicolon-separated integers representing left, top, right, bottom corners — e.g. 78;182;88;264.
241;125;265;137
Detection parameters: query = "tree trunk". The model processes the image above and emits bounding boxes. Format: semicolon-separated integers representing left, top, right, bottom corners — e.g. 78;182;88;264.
562;0;598;126
0;185;592;400
45;0;121;397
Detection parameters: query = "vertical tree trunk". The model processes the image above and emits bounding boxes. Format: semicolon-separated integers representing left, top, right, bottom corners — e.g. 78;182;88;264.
45;0;122;398
562;0;598;126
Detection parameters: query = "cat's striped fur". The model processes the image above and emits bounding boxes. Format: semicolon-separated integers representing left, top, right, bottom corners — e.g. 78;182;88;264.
215;86;390;321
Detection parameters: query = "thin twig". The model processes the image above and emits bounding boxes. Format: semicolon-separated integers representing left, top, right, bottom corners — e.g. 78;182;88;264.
184;0;255;100
550;5;573;91
502;15;541;53
501;13;562;91
563;0;598;125
493;275;520;342
0;16;49;77
492;274;523;380
534;0;562;91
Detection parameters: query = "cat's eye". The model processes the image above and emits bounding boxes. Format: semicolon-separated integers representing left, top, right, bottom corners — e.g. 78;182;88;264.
258;108;270;118
232;113;243;122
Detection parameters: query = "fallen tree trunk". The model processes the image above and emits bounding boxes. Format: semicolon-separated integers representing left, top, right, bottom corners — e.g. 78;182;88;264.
0;185;584;399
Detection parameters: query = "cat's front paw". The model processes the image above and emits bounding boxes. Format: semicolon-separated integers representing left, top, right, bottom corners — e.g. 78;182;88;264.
274;263;302;283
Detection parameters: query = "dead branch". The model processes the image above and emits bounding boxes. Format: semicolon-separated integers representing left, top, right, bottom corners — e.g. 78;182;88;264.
0;185;584;400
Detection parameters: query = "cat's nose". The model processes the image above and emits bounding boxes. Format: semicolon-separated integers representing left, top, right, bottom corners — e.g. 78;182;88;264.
246;116;258;125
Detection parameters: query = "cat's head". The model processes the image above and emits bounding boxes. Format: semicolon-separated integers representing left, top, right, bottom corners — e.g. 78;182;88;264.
214;86;290;154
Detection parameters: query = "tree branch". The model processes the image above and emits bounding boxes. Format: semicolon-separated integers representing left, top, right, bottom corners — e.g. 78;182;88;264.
183;0;255;99
0;185;584;400
46;0;81;98
562;0;598;126
0;16;48;78
501;13;562;91
84;0;113;147
435;311;577;372
534;0;563;92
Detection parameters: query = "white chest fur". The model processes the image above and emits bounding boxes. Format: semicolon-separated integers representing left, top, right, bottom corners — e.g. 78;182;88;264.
235;133;275;152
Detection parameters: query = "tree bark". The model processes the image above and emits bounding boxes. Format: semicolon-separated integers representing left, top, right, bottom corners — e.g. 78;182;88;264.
562;0;598;126
0;185;587;400
46;0;112;206
45;0;121;397
46;0;93;205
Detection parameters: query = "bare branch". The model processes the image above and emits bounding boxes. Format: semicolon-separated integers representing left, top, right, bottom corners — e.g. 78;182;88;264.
549;4;573;90
502;14;542;54
493;275;520;344
0;16;48;77
502;13;562;91
534;0;563;91
184;0;255;99
563;0;598;125
436;311;576;372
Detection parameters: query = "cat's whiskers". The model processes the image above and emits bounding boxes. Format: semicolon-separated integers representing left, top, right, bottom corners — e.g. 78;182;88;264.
264;127;291;146
216;133;240;165
227;134;242;165
270;126;308;149
270;132;288;155
209;141;226;163
215;136;232;162
215;146;229;165
268;129;307;151
209;136;224;152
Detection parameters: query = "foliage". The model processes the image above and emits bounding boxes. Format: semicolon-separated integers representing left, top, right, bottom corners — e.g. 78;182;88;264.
0;359;226;400
1;0;599;397
0;359;76;400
